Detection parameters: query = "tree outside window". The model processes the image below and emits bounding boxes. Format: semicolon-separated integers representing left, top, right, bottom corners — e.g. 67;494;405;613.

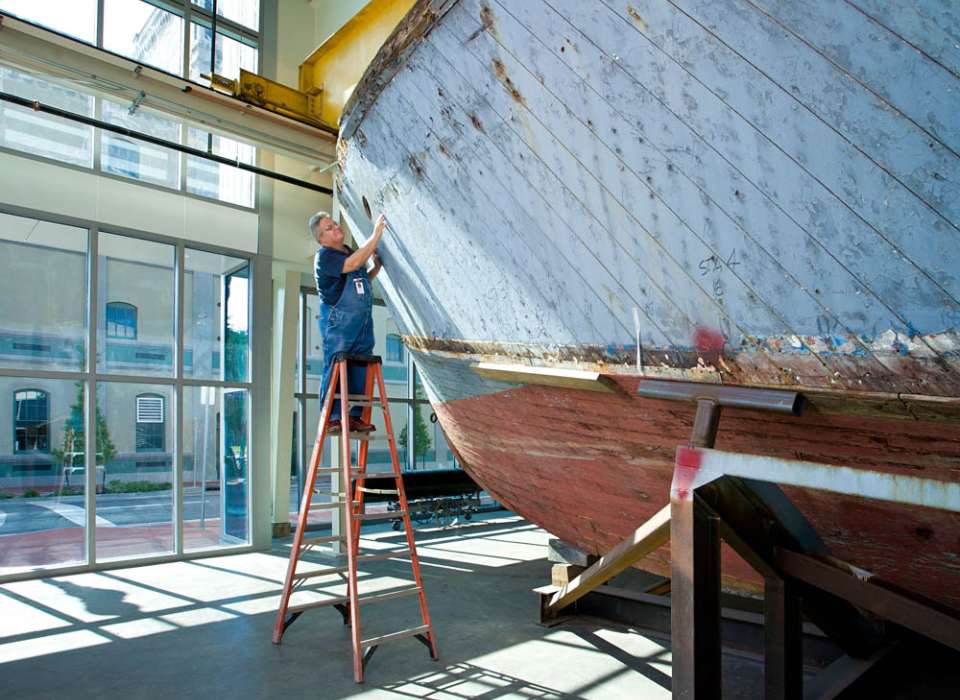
399;403;432;468
52;381;116;494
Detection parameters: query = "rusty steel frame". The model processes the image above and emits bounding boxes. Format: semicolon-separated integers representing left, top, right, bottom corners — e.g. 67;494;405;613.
671;495;722;699
542;381;959;697
637;379;804;415
764;576;803;700
536;583;842;670
673;446;960;698
776;549;960;652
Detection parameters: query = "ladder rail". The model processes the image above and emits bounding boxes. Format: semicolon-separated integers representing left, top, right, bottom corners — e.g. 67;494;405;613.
272;362;341;645
352;365;376;542
338;361;365;684
374;366;440;661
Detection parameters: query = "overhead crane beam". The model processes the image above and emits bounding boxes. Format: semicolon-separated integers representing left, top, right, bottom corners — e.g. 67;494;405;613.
0;12;337;165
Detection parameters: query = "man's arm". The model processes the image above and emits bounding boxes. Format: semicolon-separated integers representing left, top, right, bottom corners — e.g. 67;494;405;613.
368;253;383;281
342;214;386;273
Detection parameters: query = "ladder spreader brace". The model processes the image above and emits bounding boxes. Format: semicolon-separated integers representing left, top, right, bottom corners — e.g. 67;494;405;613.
273;352;439;683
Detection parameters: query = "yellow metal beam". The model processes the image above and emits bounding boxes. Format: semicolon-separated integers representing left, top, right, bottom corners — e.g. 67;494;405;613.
299;0;416;129
234;69;326;128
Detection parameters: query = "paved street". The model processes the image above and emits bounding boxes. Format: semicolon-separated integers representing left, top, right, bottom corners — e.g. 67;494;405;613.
0;489;230;535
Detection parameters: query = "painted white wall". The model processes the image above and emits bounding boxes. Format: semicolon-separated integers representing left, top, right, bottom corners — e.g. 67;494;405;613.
266;0;370;269
313;0;370;45
264;0;368;529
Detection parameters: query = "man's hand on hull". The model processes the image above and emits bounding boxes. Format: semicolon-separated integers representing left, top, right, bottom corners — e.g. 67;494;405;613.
373;213;386;239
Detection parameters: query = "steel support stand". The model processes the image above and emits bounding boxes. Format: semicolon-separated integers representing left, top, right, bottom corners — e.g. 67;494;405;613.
673;398;722;699
671;496;722;699
765;575;803;700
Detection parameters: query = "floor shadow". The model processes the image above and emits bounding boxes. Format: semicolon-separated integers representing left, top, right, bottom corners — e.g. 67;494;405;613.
571;627;672;692
379;661;575;699
46;578;141;619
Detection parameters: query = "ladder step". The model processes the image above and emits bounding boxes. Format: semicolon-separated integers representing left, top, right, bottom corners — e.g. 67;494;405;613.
301;534;345;547
309;502;344;510
326;432;383;442
361;624;430;649
332;394;380;406
359;586;420;605
355;511;404;523
288;588;419;615
357;486;399;495
316;468;365;477
314;490;347;497
293;565;349;581
287;595;350;613
357;548;410;562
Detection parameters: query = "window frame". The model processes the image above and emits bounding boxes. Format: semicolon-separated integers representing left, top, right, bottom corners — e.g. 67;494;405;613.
0;202;258;582
13;388;50;453
0;0;261;210
385;333;405;364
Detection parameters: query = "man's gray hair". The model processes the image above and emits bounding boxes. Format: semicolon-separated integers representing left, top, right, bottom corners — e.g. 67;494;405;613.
308;211;332;238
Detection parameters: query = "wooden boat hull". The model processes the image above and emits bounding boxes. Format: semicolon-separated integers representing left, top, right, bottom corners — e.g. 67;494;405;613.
335;0;960;609
413;348;960;608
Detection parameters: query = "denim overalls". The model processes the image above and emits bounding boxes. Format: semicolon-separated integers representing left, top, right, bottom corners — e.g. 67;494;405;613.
318;264;375;420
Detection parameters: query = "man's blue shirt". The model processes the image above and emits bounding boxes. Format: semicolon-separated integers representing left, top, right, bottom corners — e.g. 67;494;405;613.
314;245;353;305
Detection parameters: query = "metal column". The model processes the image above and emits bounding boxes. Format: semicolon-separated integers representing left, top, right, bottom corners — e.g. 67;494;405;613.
671;495;722;699
765;576;803;700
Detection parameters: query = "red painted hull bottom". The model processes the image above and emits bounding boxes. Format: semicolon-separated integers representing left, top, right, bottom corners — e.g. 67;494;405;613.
434;377;960;610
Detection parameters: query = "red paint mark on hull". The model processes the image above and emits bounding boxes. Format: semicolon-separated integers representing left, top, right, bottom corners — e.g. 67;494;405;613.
673;447;703;501
693;326;726;353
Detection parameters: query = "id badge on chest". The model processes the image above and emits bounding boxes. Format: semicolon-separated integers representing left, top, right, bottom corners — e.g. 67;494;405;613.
353;277;365;295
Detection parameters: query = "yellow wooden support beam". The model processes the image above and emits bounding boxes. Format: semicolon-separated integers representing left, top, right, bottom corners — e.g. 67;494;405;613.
472;362;620;393
545;504;672;615
299;0;416;128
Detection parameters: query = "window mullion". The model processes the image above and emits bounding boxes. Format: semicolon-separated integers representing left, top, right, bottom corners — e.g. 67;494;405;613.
96;0;105;47
174;242;185;555
299;291;307;396
187;8;259;45
180;0;190;194
406;357;416;471
86;224;99;566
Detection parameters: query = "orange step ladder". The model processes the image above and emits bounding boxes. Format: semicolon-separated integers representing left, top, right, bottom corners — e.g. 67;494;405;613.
272;353;439;682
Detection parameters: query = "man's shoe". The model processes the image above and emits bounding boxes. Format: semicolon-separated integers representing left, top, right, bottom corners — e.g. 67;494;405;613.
326;418;342;433
349;417;375;433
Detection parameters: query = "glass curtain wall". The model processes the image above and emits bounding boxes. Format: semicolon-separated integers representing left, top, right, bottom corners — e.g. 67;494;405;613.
291;289;459;524
0;0;260;208
0;209;253;578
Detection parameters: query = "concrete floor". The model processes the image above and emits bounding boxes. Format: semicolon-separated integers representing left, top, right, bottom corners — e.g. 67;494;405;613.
0;514;956;698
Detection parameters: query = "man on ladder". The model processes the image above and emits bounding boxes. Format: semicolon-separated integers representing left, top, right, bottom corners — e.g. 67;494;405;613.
276;211;438;683
310;210;385;433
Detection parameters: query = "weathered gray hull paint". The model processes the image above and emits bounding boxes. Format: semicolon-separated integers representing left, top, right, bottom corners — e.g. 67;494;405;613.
338;0;960;398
